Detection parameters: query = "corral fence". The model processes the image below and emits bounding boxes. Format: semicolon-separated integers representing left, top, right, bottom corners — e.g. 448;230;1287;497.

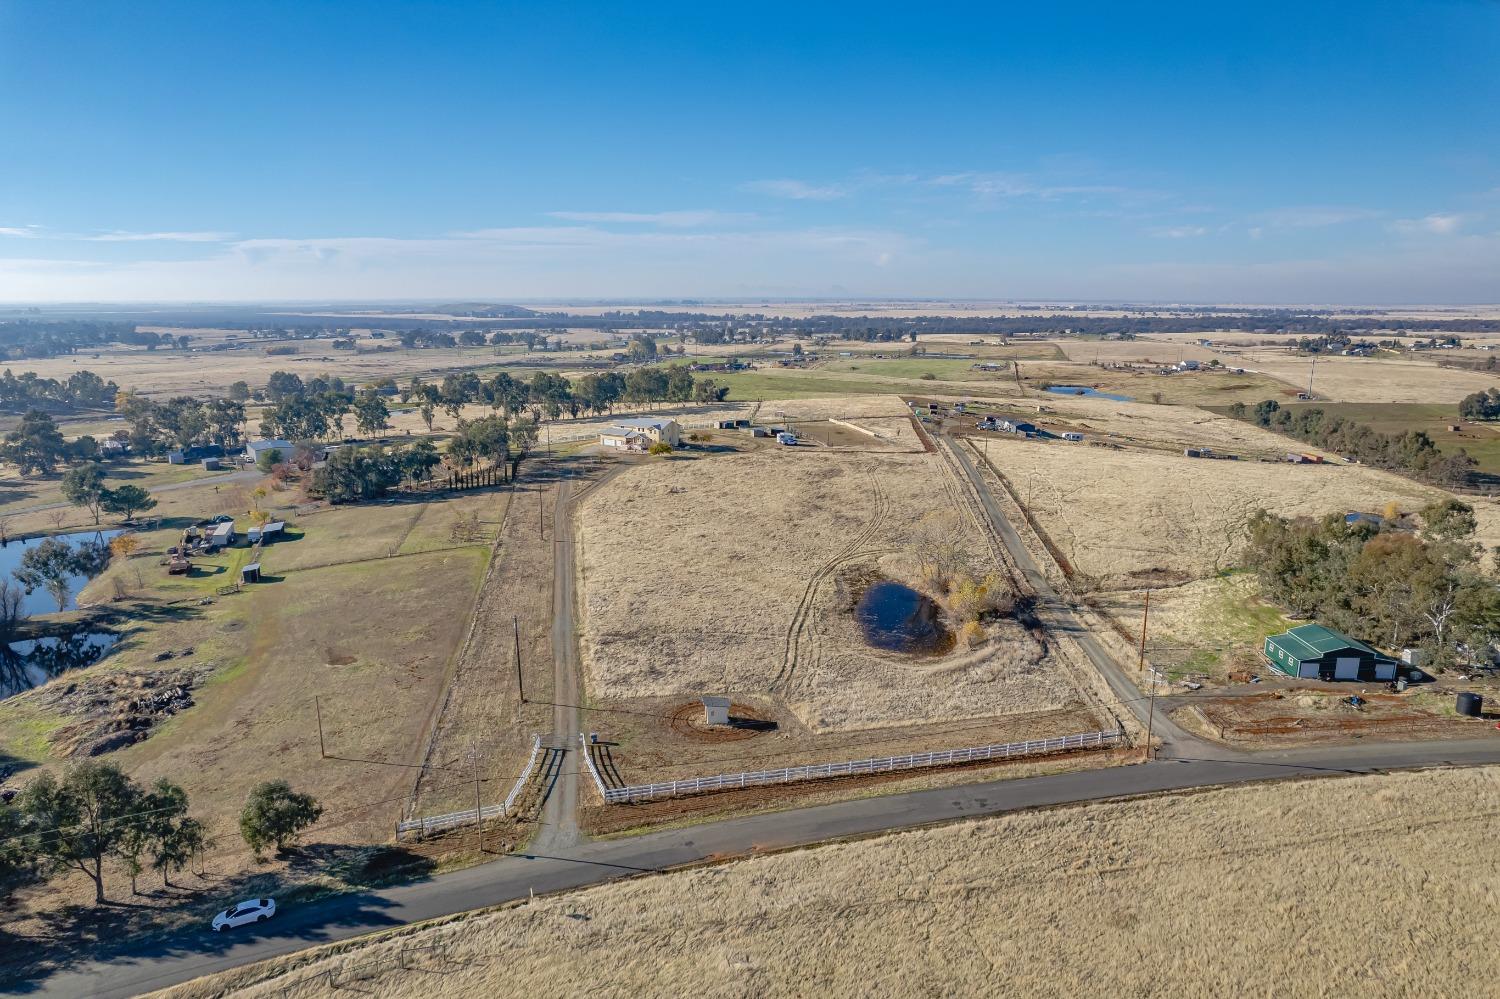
582;729;1125;805
395;734;542;840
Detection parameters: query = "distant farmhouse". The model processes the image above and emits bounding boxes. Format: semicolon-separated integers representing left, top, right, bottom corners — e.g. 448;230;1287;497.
600;417;681;452
245;438;293;463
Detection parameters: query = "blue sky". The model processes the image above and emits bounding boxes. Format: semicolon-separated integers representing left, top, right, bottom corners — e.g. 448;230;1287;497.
0;0;1497;303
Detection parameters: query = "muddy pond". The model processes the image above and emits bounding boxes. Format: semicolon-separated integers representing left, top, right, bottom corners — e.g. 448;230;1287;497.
855;580;955;655
0;528;123;616
0;631;120;699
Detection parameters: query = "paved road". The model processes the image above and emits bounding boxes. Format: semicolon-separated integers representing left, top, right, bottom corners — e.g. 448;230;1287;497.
32;737;1500;999
22;440;1500;997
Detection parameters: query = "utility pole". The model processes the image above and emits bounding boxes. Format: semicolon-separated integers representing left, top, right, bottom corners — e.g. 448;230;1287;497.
472;750;483;853
314;696;326;758
1139;590;1155;761
513;615;525;703
1137;590;1150;671
1307;356;1316;399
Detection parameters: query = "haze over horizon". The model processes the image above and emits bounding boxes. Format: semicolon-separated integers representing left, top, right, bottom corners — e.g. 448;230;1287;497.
1;0;1497;305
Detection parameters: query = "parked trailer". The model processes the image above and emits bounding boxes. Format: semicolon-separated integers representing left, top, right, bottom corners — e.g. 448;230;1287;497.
1062;432;1084;442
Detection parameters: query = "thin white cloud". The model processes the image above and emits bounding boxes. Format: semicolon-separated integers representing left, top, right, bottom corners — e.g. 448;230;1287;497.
0;225;42;238
740;179;848;201
0;223;916;301
1149;225;1210;239
84;230;234;242
544;210;756;227
1256;206;1379;229
928;171;1147;210
1392;213;1464;235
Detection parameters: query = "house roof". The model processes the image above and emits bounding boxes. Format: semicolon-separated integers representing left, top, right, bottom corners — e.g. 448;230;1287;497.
1271;624;1393;661
610;417;675;431
247;438;293;451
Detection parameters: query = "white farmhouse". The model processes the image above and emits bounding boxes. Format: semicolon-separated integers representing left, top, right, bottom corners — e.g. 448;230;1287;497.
600;417;681;452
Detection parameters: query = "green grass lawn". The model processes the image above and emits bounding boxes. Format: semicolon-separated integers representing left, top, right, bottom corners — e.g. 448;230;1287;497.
712;370;926;399
820;357;1016;381
1285;401;1500;477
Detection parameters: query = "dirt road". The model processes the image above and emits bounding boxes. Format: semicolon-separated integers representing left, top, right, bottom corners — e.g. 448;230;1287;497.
535;469;583;851
942;434;1202;755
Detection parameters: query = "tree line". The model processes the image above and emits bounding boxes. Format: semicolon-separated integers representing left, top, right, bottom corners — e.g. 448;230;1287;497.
397;364;728;433
1243;499;1500;668
0;321;192;359
1458;388;1500;421
0;369;119;413
255;373;393;442
1230;399;1478;488
0;763;319;904
116;393;247;455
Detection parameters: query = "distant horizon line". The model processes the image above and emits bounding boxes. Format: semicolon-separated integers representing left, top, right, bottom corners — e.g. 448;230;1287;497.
4;297;1498;311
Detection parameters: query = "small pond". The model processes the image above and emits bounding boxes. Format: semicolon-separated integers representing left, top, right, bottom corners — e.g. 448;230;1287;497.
0;528;123;616
1045;385;1133;402
0;631;120;699
855;581;954;655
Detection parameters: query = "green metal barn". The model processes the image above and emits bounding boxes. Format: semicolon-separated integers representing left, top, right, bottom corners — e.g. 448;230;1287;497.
1263;624;1399;682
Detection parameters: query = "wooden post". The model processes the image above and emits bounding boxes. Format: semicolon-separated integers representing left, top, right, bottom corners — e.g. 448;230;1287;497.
315;696;326;758
1140;590;1155;760
473;752;483;853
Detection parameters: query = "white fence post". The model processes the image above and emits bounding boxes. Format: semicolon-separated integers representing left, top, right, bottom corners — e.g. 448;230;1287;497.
602;729;1121;806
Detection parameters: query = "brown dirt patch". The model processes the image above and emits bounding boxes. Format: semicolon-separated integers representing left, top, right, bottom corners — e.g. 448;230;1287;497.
1178;689;1500;746
666;701;777;741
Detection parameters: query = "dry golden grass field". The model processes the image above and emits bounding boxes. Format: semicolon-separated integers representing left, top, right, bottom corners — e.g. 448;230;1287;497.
1232;352;1497;403
577;447;1080;732
4;341;534;400
979;437;1451;585
0;479;505;945
158;764;1500;999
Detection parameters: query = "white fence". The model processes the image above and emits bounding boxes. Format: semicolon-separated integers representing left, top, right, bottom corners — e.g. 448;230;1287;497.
581;729;1124;805
396;734;543;839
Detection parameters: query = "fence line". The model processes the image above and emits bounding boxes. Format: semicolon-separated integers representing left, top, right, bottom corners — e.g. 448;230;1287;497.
585;729;1124;805
579;733;610;797
395;735;542;839
502;734;545;815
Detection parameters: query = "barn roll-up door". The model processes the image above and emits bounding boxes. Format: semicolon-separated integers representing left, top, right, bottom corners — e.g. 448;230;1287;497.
1334;656;1360;680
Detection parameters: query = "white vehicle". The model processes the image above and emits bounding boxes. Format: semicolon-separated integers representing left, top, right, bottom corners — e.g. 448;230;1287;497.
776;432;798;446
212;897;276;932
1062;432;1084;442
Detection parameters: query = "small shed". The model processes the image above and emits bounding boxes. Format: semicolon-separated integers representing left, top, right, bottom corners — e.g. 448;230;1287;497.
701;696;731;727
166;450;186;465
1264;624;1398;682
247;521;285;545
241;563;261;583
750;427;772;438
201;457;222;471
206;521;235;549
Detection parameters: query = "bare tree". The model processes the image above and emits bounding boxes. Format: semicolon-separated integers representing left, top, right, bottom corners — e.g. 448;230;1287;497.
0;578;27;645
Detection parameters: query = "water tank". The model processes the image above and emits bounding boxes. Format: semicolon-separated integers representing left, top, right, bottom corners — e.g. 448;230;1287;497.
1456;692;1483;718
